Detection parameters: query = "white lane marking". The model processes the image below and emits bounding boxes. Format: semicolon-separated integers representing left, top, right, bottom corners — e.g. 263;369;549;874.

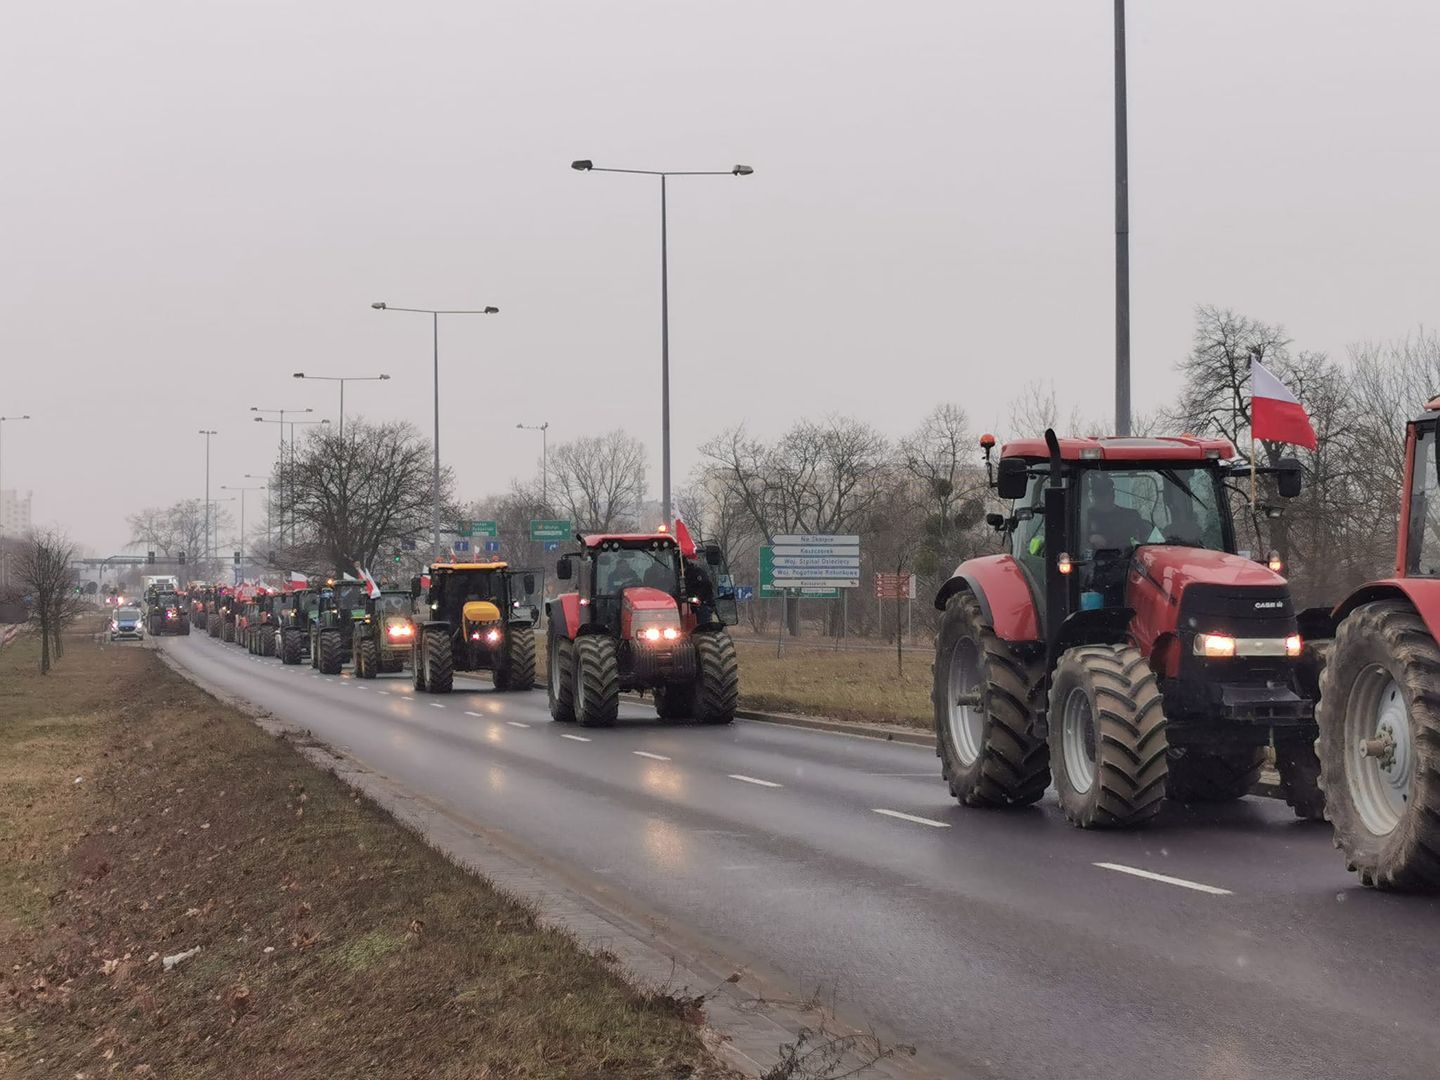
728;774;781;788
378;690;391;696
506;721;530;729
872;808;951;828
560;734;591;743
354;685;367;691
633;751;671;761
1094;862;1233;896
429;702;446;709
465;711;484;718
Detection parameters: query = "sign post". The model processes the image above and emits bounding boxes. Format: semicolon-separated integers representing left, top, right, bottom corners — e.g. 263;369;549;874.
760;535;860;645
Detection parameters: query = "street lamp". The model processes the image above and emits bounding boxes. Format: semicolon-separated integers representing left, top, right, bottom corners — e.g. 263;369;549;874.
372;301;500;559
0;414;31;536
571;158;753;524
516;422;550;509
198;430;218;568
1114;0;1131;436
292;371;390;438
253;415;329;545
221;484;266;579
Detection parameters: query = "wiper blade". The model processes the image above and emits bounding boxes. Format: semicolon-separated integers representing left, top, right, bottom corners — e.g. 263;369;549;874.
1159;469;1202;504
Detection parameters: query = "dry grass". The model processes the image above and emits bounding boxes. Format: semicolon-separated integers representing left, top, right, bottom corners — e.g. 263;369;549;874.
732;642;933;728
0;634;735;1079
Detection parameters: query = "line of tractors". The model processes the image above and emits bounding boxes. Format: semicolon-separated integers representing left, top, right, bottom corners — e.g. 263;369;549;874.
933;398;1440;890
181;529;741;727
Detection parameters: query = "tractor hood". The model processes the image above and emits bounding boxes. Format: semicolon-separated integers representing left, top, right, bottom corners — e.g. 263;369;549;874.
621;587;679;614
462;600;502;625
1134;545;1285;596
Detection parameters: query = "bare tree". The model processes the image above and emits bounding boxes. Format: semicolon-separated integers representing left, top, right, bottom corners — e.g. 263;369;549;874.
18;529;79;674
279;419;449;572
546;429;648;533
126;498;233;573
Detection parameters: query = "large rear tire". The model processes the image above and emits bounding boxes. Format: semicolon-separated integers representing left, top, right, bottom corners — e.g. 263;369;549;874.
262;626;276;657
547;633;575;722
1317;602;1440;889
1166;747;1266;803
222;620;235;644
281;628;302;665
495;625;536;691
357;636;378;678
318;629;343;675
573;635;619;728
1049;644;1169;829
693;630;739;725
208;614;221;638
423;628;453;693
932;591;1049;808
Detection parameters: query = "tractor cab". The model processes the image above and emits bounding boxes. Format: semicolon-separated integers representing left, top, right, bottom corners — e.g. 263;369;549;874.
933;430;1321;829
410;563;541;693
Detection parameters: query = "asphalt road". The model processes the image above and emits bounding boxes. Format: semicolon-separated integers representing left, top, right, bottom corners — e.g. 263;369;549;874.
163;633;1440;1080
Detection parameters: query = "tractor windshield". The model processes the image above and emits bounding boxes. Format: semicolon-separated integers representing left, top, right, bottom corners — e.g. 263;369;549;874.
594;547;680;596
375;593;411;616
1406;425;1440;576
1079;467;1226;554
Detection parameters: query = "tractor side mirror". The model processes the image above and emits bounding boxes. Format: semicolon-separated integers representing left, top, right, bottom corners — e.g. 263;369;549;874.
555;556;572;581
703;543;723;566
1276;457;1302;499
985;512;1005;532
523;573;536;593
996;457;1029;500
409;575;421;600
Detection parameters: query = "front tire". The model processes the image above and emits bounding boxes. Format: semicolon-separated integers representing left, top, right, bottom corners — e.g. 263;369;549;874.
693;630;739;724
281;628;302;665
1317;602;1440;889
357;637;378;679
422;628;453;693
931;592;1049;808
494;625;536;691
1049;644;1169;829
573;635;619;727
318;629;343;675
548;633;576;722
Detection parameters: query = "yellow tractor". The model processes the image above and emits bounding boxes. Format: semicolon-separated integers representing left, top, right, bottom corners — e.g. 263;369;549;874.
412;562;541;693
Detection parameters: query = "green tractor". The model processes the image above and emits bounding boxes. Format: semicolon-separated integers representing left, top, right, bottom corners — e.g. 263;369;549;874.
352;590;417;678
277;587;319;665
311;580;366;675
412;562;541;694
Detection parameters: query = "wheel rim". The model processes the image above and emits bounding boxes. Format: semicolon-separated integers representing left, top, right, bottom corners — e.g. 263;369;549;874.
1346;664;1415;836
946;638;985;766
1062;686;1098;794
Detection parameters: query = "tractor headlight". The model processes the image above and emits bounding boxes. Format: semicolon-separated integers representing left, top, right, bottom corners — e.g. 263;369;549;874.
386;621;415;640
1194;632;1236;658
1285;634;1303;657
485;628;502;644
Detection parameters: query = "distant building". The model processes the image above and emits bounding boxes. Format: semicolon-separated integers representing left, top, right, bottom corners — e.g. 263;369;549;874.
0;490;33;537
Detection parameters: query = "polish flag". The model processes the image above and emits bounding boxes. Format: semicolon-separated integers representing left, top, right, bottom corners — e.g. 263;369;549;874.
288;571;309;585
357;567;382;599
1251;361;1317;451
673;517;697;559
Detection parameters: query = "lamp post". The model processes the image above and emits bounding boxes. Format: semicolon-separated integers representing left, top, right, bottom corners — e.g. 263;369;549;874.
198;430;218;568
516;422;549;508
292;372;390;438
252;415;328;545
570;158;753;524
0;414;31;536
222;484;266;579
372;301;500;559
1114;0;1131;436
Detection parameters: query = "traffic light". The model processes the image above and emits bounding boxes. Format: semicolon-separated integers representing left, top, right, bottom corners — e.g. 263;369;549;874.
393;553;402;564
233;551;241;565
178;551;186;565
147;551;156;565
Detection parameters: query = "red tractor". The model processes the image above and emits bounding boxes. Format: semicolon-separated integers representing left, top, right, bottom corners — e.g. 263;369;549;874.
546;531;739;727
933;431;1320;828
1312;397;1440;888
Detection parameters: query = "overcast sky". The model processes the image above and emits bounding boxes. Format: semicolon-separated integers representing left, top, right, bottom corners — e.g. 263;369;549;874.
4;1;1438;555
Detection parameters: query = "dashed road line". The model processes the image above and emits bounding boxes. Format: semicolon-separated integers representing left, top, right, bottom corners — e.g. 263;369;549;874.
728;774;782;788
1093;862;1232;896
633;751;671;761
560;734;591;743
872;808;950;828
378;690;391;696
506;721;530;728
465;711;484;718
429;702;446;709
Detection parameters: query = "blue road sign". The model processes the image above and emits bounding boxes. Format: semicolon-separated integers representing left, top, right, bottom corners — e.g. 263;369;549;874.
401;539;417;551
484;540;501;553
453;539;471;553
735;585;755;602
543;540;560;553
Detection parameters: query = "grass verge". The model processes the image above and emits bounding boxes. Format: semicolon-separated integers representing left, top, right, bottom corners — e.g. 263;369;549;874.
0;633;735;1079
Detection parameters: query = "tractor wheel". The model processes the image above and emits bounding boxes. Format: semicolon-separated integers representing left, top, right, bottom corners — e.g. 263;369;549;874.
572;635;619;728
357;637;378;679
932;591;1050;808
654;683;694;720
1049;644;1169;829
223;620;235;644
1166;747;1266;803
1317;602;1440;889
495;626;536;691
281;629;302;665
423;628;454;693
318;629;343;675
693;630;739;724
208;615;221;638
1275;640;1330;822
547;633;576;722
263;627;277;657
383;652;405;674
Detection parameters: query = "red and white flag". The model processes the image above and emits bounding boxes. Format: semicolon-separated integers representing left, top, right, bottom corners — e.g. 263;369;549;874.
673;517;697;559
288;571;309;585
1251;361;1317;450
357;567;382;599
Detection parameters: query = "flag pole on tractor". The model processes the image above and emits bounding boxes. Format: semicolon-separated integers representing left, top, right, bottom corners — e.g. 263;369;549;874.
1249;358;1318;506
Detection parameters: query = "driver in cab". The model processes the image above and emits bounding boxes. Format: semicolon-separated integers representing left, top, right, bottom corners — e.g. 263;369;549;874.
1084;473;1161;553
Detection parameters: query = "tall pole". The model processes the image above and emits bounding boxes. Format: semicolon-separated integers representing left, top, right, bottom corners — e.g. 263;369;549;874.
199;430;217;569
659;174;672;524
339;381;345;440
432;312;441;560
542;424;548;508
1114;0;1132;436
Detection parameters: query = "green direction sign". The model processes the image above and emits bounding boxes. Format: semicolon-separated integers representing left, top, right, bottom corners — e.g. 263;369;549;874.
759;546;839;599
457;520;499;538
529;519;572;542
456;521;472;538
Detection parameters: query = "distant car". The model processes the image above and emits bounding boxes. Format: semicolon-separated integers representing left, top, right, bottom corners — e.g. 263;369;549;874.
111;607;144;642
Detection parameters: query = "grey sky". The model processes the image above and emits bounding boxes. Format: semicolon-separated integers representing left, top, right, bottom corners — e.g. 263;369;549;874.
4;1;1438;556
